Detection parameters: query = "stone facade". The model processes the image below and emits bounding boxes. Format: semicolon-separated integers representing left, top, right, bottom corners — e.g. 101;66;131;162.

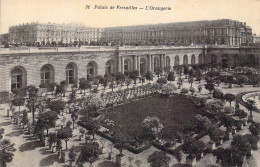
8;22;103;44
102;19;253;46
6;19;253;46
0;45;259;92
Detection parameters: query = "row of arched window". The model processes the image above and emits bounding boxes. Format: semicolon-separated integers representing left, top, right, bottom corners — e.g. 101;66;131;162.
10;54;204;90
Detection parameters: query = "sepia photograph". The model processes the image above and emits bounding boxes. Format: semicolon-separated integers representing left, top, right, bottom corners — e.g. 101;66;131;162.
0;0;260;166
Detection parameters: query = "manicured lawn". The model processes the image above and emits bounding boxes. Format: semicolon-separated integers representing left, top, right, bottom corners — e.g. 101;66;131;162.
102;94;200;140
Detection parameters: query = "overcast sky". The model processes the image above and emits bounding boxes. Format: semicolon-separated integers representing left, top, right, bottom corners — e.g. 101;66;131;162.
1;0;260;35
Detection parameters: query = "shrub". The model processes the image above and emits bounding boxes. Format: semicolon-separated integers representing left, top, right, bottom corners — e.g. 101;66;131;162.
161;83;177;94
156;77;168;86
235;109;248;119
213;89;224;99
180;88;188;95
224;106;234;114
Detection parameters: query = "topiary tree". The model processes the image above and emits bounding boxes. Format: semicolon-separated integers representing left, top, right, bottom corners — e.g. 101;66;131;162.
182;140;206;157
231;135;251;156
85;119;100;140
77;142;100;167
113;130;127;156
189;77;194;88
148;151;170;167
129;70;139;84
183;65;189;77
212;148;232;166
209;128;225;143
48;100;66;115
167;71;175;82
224;94;236;106
47;132;57;150
249;122;260;137
205;81;215;94
145;71;154;83
236;75;249;87
177;77;183;89
36;110;58;135
57;127;73;151
155;67;163;79
11;95;25;115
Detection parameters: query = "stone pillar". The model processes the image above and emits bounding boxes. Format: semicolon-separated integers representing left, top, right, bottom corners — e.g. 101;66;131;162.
118;56;121;73
147;55;151;72
121;57;124;74
137;55;140;75
160;54;164;69
151;55;154;72
133;55;137;70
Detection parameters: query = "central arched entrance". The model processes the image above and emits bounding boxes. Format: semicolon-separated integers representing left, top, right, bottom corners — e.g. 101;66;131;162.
11;66;27;90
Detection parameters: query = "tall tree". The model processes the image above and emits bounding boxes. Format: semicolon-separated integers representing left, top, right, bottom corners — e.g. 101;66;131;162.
26;85;39;123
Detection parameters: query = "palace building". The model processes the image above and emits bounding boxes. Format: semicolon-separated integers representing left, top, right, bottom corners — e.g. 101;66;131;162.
0;19;259;93
8;22;103;44
101;19;253;46
6;19;254;46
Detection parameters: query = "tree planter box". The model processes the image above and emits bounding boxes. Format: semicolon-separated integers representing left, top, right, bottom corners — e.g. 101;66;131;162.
186;156;196;166
60;151;65;163
248;115;254;122
207;142;216;150
237;124;244;130
225;131;232;140
52;146;56;153
242;120;248;126
116;154;124;166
